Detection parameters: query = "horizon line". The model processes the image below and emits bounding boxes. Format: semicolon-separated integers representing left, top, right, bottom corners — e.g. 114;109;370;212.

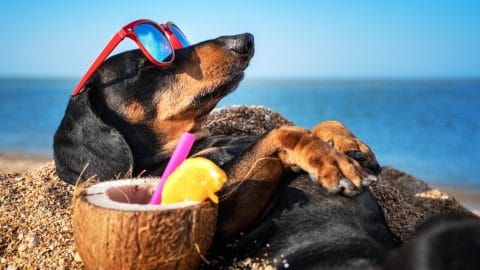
1;75;480;82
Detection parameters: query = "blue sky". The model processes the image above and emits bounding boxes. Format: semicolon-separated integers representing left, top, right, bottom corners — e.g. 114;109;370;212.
1;0;479;79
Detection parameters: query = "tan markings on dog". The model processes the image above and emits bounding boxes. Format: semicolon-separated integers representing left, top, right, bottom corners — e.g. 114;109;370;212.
312;120;376;166
218;157;285;239
123;100;146;124
308;156;324;168
193;43;235;80
300;135;365;188
153;118;199;153
318;163;341;188
225;125;366;192
278;130;305;150
191;147;221;158
312;121;357;150
149;42;240;154
192;129;211;141
151;43;235;130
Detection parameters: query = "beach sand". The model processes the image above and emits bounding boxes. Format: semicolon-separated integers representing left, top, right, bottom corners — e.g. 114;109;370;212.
1;159;478;269
0;152;51;173
1;105;479;269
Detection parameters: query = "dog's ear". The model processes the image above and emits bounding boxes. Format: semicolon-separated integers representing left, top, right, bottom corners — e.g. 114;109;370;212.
53;87;134;185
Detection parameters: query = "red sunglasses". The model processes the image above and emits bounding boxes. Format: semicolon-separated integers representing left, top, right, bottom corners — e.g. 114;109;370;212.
72;19;190;96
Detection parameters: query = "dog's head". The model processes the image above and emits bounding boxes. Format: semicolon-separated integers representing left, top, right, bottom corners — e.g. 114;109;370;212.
89;33;254;150
54;33;254;184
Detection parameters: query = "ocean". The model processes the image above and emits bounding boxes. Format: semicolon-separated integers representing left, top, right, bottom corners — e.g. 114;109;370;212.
1;78;479;188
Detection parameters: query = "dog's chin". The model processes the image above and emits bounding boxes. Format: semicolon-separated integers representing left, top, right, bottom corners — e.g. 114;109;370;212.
212;68;246;97
224;70;245;94
225;55;252;91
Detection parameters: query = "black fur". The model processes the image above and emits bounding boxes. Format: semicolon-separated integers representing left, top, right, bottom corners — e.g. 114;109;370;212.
384;214;480;270
53;90;134;184
204;173;400;269
54;49;160;184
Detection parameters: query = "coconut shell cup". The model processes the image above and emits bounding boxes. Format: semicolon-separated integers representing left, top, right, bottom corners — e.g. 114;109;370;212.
72;178;217;270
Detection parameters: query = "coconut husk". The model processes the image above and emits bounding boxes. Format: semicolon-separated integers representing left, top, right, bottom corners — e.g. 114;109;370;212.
0;105;474;269
73;179;217;270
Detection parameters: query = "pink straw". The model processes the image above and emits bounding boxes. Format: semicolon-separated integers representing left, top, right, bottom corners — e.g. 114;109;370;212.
149;132;196;205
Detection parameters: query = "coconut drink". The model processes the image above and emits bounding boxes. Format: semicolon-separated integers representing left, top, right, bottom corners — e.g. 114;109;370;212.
72;178;217;270
72;136;228;270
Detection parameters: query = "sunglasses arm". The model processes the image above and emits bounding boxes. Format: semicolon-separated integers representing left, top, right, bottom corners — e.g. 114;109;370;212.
71;31;126;96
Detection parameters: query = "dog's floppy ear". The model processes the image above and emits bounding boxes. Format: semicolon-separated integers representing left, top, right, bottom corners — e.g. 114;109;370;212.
53;87;134;185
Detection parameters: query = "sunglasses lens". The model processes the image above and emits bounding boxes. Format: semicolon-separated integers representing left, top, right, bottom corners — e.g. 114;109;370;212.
168;24;190;47
134;23;173;62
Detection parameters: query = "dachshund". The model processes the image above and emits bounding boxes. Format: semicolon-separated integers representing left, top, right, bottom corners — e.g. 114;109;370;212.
53;33;479;269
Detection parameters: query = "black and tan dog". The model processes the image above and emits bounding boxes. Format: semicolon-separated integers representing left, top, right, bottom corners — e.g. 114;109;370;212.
54;33;479;269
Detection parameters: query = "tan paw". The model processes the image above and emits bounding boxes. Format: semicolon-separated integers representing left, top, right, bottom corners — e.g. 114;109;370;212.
276;129;376;196
312;121;381;176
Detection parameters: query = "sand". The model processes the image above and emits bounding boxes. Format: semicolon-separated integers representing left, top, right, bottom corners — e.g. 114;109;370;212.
0;162;80;269
1;105;479;269
0;152;50;173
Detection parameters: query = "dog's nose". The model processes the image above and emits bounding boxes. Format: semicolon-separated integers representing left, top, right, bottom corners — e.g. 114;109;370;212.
224;33;255;57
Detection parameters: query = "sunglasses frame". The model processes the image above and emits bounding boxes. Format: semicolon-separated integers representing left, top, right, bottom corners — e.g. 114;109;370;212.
71;19;188;96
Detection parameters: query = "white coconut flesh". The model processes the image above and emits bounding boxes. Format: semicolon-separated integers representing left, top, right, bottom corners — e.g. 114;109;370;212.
84;178;198;211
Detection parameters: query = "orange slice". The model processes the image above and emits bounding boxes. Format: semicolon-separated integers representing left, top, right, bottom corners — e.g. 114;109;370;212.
161;157;227;204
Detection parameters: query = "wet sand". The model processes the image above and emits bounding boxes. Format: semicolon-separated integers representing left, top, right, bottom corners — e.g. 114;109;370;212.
0;152;51;173
435;186;480;216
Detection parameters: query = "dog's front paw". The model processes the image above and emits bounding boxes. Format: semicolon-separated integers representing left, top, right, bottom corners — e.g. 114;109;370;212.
301;140;376;196
312;121;381;175
276;129;376;196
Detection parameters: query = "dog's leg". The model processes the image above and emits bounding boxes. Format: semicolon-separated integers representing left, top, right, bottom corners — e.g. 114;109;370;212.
312;121;381;177
216;125;370;238
217;157;285;239
226;126;369;192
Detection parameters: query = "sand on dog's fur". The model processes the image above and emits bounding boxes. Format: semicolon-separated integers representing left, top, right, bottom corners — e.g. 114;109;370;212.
0;105;475;269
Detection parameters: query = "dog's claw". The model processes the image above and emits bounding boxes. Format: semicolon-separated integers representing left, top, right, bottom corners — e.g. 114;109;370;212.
339;178;355;190
367;160;382;175
361;175;377;187
290;166;302;173
340;178;361;197
347;150;382;176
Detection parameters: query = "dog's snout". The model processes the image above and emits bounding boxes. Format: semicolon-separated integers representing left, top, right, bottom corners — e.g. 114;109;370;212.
224;33;254;57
